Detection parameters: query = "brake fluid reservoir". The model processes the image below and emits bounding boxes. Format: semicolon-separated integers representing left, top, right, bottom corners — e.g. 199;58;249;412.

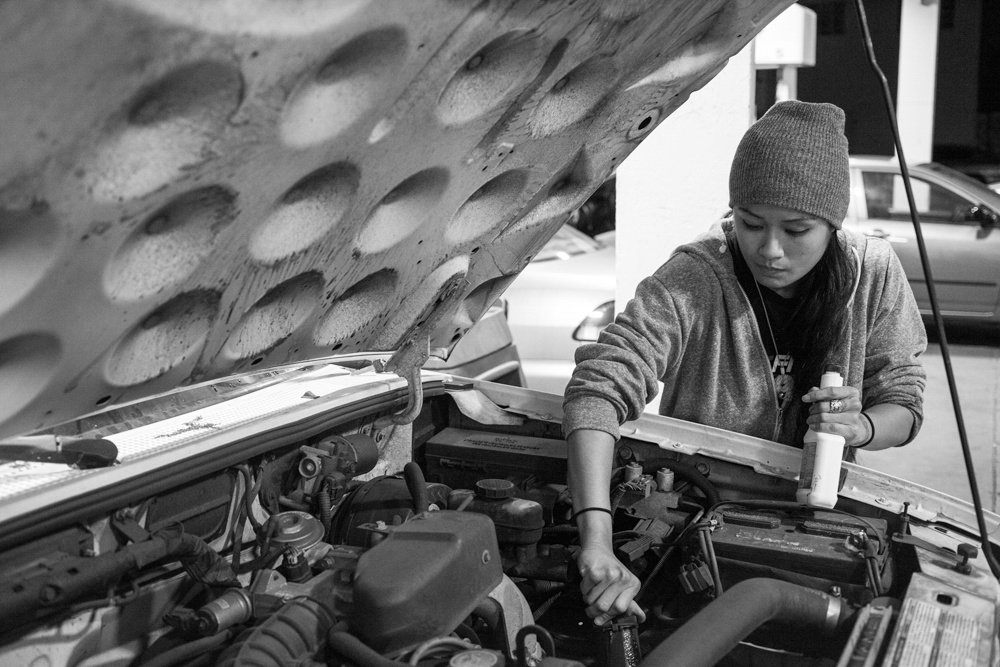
448;479;544;545
797;365;845;509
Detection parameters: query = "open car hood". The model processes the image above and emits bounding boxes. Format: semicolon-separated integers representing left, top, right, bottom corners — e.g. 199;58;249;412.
0;0;793;440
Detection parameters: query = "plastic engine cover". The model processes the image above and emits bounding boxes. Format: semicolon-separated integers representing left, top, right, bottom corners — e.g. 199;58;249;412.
350;510;503;652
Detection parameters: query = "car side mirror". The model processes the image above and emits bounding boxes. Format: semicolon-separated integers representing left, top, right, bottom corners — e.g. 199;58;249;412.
966;205;997;227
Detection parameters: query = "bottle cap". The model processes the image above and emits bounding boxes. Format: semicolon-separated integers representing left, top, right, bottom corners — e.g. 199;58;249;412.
823;364;844;375
476;478;515;500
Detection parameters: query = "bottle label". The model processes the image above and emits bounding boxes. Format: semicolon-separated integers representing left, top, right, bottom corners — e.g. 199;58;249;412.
798;441;817;490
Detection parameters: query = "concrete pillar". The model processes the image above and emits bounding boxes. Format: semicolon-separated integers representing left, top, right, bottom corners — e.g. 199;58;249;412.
615;44;755;312
896;0;940;164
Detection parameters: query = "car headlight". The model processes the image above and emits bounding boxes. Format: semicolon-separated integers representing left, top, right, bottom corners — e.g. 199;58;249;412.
572;301;615;341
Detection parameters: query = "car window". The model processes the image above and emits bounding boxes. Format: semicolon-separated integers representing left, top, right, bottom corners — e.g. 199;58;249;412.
862;171;975;224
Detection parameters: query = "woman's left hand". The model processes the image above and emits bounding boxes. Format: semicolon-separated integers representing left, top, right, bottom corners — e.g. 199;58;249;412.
802;385;868;447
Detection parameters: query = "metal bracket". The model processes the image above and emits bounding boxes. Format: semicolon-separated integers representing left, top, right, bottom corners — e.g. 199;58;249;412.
373;275;470;427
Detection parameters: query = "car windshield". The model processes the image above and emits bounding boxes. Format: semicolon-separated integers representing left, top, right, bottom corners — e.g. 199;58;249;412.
532;224;604;262
924;162;1000;207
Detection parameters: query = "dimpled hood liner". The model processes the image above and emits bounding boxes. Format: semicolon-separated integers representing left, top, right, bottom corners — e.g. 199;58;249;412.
0;0;790;439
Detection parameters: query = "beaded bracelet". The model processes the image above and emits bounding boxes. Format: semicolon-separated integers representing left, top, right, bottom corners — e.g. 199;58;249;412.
572;507;613;521
858;412;875;448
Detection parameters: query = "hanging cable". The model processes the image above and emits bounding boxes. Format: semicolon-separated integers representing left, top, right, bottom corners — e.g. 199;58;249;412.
852;0;1000;580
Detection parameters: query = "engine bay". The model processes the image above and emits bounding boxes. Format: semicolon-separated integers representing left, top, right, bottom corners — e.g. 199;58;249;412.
0;383;996;667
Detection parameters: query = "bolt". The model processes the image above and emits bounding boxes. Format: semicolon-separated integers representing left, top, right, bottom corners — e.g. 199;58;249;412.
40;584;61;604
466;54;484;70
553;76;569;91
482;550;491;564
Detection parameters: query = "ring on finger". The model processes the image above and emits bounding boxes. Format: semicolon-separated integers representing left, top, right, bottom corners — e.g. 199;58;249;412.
829;399;843;414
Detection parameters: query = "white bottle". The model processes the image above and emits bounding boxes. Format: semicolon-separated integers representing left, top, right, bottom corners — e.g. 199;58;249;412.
797;364;845;508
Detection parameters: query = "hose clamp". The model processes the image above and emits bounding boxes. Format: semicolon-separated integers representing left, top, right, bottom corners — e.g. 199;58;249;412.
824;595;842;633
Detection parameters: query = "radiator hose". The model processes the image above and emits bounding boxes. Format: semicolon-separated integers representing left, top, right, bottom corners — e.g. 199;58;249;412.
640;578;850;667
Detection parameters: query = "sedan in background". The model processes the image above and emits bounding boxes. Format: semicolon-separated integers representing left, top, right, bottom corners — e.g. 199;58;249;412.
503;224;616;395
846;156;1000;325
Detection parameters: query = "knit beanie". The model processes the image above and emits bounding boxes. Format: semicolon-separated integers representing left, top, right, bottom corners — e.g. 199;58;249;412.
729;100;850;229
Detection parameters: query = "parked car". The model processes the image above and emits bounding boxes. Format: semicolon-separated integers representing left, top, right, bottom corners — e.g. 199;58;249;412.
503;223;616;395
846;156;1000;324
1;3;997;667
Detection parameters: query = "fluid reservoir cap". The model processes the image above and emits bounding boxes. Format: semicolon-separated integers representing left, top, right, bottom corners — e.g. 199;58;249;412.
476;478;515;500
449;649;505;666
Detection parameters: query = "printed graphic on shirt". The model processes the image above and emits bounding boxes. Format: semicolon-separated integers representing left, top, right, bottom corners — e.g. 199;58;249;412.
772;353;795;409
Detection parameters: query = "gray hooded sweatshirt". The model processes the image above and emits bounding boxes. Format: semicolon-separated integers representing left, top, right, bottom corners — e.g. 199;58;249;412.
562;223;926;447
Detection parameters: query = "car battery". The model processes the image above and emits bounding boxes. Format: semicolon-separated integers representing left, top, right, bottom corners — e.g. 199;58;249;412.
424;428;567;490
709;508;887;585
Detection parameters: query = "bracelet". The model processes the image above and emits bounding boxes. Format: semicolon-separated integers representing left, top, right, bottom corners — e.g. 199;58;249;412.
858;412;875;448
572;507;613;521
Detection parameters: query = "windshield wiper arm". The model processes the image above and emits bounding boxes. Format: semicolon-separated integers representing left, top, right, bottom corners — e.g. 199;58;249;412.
0;435;119;469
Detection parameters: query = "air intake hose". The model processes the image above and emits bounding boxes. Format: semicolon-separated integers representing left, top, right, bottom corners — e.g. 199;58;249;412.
215;597;336;667
640;578;849;667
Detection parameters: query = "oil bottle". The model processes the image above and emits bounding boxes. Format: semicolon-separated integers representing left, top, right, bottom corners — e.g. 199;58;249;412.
797;364;845;508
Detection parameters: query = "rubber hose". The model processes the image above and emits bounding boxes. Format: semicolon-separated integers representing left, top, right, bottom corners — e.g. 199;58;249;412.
138;631;232;667
216;597;336;667
641;459;721;506
318;485;333;536
236;544;283;575
639;578;849;667
327;630;403;667
403;461;430;514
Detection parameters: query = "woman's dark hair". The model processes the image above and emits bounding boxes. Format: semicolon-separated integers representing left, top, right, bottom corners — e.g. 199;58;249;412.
787;229;857;448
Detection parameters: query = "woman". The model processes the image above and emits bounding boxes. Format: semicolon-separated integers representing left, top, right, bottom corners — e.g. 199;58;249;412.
561;101;926;625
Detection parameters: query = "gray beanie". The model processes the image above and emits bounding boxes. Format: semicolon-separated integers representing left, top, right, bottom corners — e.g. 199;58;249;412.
729;100;850;229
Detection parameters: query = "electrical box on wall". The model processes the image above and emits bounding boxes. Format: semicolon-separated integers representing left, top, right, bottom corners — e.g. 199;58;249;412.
755;4;818;68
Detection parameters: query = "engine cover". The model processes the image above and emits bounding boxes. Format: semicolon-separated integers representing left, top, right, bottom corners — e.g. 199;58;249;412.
350;510;503;652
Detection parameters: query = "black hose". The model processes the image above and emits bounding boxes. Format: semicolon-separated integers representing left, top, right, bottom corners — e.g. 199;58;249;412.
236;464;264;533
640;459;721;506
403;461;430;514
216;597;336;667
236;544;282;575
639;578;849;667
318;485;333;536
137;630;233;667
852;0;1000;581
327;630;402;667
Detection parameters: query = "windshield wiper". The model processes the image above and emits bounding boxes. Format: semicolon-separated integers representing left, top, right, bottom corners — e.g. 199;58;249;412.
0;435;119;469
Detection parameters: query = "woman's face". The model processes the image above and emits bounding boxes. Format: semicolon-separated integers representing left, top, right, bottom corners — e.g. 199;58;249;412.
733;203;834;298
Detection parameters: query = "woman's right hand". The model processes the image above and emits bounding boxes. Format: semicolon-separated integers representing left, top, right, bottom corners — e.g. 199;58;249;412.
577;543;646;625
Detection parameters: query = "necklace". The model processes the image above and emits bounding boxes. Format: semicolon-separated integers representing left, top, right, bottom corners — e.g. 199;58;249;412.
753;279;794;400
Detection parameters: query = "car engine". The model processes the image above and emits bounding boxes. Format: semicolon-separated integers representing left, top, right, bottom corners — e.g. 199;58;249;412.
0;386;993;667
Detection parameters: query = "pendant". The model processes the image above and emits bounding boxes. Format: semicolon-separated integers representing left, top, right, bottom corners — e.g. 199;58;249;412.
774;372;795;404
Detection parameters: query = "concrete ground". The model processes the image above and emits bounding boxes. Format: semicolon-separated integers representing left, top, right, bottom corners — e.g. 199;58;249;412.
860;324;1000;508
